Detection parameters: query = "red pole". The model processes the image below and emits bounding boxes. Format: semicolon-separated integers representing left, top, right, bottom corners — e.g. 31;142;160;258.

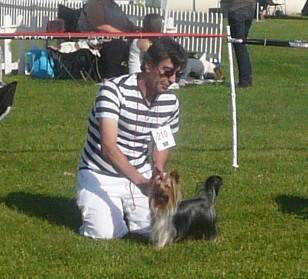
0;31;227;40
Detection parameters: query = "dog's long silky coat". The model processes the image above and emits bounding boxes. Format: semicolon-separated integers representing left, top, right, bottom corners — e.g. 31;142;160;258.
173;175;223;241
149;171;223;248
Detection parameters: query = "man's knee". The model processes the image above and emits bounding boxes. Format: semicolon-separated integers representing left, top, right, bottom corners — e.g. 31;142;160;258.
77;197;129;239
78;220;128;240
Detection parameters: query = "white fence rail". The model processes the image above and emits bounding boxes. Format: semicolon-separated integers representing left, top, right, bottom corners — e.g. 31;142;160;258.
0;0;223;75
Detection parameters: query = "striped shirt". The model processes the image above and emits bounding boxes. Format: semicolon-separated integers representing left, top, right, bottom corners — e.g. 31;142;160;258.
79;73;180;177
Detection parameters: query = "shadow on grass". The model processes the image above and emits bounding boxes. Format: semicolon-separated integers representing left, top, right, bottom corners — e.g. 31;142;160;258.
1;191;150;245
123;233;150;245
175;146;306;153
267;15;308;21
275;195;308;220
0;191;82;230
0;148;80;154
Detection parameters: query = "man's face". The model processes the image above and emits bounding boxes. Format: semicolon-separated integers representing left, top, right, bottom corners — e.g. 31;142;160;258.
146;58;181;94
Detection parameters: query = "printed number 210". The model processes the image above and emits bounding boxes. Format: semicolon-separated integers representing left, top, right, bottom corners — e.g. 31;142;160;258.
156;130;168;141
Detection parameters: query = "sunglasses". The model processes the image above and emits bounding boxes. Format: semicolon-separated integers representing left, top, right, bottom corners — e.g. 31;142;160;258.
158;67;182;78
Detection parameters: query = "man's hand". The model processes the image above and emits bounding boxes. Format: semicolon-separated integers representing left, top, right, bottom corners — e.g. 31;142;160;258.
136;181;151;196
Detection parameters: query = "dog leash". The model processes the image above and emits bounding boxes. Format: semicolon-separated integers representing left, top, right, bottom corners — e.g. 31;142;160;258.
128;181;137;210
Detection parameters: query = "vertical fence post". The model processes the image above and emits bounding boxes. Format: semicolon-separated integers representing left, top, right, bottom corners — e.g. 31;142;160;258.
18;39;25;75
30;16;38;49
0;46;3;81
16;15;25;75
162;0;169;33
3;15;13;75
1;14;24;75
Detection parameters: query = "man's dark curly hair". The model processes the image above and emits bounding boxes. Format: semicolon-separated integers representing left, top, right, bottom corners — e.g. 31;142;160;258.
141;37;187;72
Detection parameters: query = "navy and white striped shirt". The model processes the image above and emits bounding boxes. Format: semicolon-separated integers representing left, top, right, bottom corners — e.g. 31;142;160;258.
79;73;179;177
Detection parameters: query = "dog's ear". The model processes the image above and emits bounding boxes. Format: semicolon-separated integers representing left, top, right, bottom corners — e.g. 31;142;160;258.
170;170;180;184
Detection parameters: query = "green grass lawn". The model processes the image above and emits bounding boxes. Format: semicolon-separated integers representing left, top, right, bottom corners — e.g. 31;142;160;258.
0;18;307;278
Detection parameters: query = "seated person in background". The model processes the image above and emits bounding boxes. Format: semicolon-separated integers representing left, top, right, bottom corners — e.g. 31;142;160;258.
128;13;163;74
77;0;141;79
179;53;223;86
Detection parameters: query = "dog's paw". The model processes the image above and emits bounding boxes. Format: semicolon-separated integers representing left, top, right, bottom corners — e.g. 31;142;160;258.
178;79;188;87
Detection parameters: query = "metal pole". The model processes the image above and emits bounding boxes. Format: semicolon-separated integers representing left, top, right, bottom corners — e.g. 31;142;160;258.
226;25;239;169
0;32;226;40
228;38;308;48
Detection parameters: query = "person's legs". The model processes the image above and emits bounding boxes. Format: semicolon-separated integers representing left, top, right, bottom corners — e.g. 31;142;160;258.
121;173;151;236
76;170;129;239
99;39;129;78
244;17;253;39
77;169;151;239
228;11;253;86
237;18;253;86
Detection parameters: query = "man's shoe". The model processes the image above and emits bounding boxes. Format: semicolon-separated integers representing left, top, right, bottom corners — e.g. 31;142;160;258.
237;83;253;88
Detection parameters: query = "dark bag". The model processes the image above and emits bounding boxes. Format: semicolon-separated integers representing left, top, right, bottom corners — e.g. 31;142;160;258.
57;4;82;32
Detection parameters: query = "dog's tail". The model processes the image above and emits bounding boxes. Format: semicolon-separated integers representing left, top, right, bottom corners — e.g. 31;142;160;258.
205;175;223;195
199;175;223;203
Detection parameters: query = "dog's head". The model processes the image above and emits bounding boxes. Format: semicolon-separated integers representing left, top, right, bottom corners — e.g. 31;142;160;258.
213;67;223;79
150;170;181;212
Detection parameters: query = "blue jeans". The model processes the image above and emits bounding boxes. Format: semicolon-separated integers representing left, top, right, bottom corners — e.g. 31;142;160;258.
228;7;255;86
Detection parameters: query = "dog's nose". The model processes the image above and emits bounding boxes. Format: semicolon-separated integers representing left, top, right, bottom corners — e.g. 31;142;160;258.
160;172;168;180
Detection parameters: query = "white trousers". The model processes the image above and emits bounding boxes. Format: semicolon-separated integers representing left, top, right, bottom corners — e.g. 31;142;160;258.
77;169;151;239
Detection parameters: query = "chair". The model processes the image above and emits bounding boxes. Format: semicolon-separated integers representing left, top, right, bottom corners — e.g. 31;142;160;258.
267;0;286;17
47;42;102;81
47;5;102;81
0;81;18;122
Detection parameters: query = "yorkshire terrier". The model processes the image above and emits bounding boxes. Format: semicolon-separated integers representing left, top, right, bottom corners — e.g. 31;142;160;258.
149;170;181;249
149;170;223;249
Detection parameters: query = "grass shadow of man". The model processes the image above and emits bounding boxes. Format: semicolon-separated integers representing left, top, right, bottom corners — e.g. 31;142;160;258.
1;191;151;245
1;191;82;231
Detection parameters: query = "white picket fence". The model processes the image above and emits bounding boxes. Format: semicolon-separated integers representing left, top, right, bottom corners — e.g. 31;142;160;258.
0;0;223;75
